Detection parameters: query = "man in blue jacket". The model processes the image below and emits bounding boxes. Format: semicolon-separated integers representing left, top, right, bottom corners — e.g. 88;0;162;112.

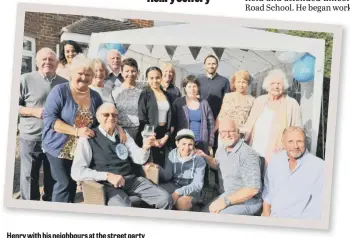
158;129;206;211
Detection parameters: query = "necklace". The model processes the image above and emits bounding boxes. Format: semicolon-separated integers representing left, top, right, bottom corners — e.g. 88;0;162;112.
73;85;89;94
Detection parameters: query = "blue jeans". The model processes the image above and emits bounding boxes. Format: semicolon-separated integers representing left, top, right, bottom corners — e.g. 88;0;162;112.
46;153;76;203
218;192;262;215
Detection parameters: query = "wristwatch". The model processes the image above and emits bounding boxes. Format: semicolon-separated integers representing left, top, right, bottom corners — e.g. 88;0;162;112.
223;197;231;207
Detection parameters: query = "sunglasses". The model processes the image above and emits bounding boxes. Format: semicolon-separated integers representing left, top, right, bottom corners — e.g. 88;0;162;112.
102;113;118;118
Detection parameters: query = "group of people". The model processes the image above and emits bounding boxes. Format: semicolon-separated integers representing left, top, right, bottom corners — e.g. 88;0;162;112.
18;39;324;219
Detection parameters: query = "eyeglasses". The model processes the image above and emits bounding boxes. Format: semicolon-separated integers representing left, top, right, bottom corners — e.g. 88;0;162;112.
102;113;118;118
219;131;238;136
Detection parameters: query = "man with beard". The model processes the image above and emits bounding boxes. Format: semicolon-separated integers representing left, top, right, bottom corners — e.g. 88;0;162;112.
262;127;324;219
198;54;231;189
198;54;230;120
197;119;262;215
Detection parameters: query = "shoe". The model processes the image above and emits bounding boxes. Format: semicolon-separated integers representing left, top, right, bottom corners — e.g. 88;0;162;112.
41;193;52;202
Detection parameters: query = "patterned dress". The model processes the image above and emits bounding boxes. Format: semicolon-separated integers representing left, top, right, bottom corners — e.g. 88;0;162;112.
111;82;144;139
58;107;93;160
218;92;255;127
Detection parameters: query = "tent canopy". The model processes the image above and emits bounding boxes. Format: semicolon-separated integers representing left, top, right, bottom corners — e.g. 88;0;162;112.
87;23;325;155
88;23;324;58
114;44;283;79
88;23;324;82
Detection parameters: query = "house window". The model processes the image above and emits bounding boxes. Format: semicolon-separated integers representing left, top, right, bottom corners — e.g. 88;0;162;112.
56;44;60;59
22;36;36;74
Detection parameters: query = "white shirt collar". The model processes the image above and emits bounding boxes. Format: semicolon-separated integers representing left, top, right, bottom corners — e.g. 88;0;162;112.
38;71;57;83
98;125;118;142
107;65;120;76
206;72;217;79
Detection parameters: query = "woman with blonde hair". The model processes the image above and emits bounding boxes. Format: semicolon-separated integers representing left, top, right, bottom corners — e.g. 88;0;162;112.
161;63;181;104
216;70;255;132
89;58;114;103
42;54;125;203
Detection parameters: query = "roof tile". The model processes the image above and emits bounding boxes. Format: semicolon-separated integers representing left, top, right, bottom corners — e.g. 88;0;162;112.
60;17;139;35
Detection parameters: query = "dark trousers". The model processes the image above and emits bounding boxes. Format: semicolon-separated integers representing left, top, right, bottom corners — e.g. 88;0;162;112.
259;156;266;186
151;125;168;168
19;138;53;201
204;131;220;187
195;140;209;155
46;153;77;203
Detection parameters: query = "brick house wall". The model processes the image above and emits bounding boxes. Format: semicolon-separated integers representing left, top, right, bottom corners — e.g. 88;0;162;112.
24;13;154;53
22;13;154;74
24;12;83;53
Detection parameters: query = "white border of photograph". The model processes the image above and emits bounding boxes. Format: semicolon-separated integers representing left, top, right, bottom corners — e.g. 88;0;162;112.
4;2;343;230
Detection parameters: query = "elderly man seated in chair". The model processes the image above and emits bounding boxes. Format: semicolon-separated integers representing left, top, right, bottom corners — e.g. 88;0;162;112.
71;102;172;209
156;129;206;211
197;119;262;215
262;126;324;219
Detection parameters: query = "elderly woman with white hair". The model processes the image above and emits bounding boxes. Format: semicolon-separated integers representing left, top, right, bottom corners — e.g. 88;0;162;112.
240;69;302;164
42;54;125;203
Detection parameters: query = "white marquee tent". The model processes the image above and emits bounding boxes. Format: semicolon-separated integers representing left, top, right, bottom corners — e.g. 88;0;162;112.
87;23;325;155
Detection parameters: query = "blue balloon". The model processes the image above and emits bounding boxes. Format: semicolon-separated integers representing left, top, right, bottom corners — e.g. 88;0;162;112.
115;44;129;55
104;43;116;50
293;53;315;82
97;48;109;65
100;43;128;55
98;43;129;59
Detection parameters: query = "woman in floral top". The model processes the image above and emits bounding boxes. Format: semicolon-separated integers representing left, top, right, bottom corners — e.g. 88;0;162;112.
216;70;255;141
43;54;125;203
